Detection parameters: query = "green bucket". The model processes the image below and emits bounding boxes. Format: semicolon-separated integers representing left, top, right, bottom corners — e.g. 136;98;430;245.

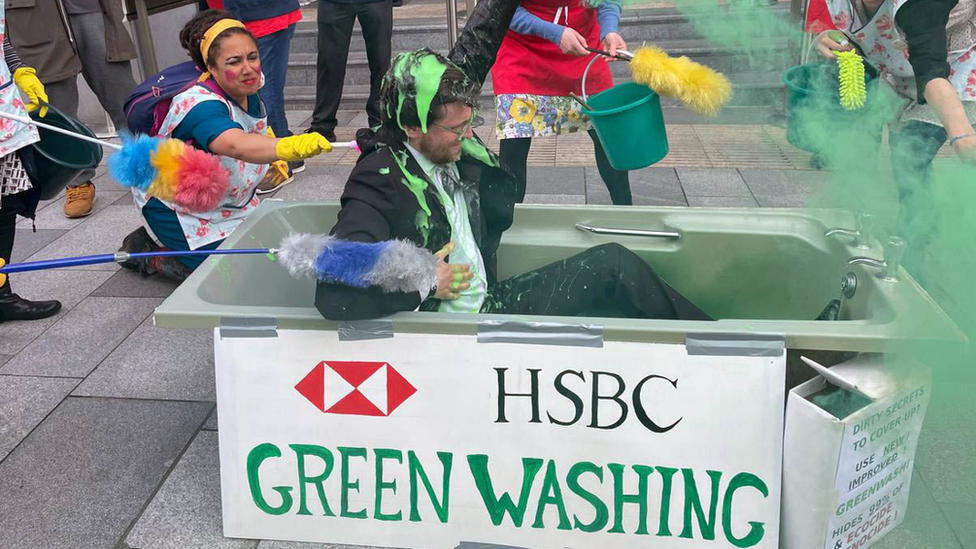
29;104;103;200
582;81;668;171
782;63;881;154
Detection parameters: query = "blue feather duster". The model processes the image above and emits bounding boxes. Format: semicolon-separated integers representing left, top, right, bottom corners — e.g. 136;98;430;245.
107;132;160;191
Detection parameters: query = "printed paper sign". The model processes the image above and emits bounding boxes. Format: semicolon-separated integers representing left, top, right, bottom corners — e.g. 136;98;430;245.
824;383;930;549
214;330;786;548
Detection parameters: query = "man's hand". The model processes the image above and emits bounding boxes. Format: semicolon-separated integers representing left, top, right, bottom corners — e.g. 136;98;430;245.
433;242;473;300
602;32;627;60
559;27;589;56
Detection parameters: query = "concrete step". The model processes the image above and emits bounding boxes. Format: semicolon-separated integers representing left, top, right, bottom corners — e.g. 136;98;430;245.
286;38;792;88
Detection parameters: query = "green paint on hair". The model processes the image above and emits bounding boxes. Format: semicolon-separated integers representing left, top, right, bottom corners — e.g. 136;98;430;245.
388;50;450;133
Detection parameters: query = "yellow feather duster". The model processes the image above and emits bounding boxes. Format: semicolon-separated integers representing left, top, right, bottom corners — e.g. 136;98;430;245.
148;138;186;203
836;50;866;111
629;45;733;117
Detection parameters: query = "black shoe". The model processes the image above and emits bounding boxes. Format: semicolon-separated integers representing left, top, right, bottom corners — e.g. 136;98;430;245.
0;292;62;323
392;0;403;6
306;127;337;142
119;227;159;276
289;160;306;174
816;299;842;321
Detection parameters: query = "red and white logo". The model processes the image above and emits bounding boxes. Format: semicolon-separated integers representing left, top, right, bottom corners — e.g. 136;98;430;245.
295;361;416;416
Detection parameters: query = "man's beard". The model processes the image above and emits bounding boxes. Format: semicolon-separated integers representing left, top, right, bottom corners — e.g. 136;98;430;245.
418;133;461;165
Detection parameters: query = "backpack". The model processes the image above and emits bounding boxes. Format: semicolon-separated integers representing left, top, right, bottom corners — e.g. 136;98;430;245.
123;61;224;137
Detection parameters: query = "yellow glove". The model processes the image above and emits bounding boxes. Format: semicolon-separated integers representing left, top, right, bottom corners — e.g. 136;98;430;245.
266;160;290;185
0;257;7;288
13;67;48;117
275;132;332;161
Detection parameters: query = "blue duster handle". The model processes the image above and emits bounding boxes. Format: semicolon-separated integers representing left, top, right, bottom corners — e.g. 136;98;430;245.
0;248;274;274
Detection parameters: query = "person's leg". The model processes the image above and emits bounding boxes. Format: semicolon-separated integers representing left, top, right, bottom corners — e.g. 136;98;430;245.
0;206;62;321
69;12;138;131
42;77;81;119
483;242;712;320
888;121;947;258
358;0;393;128
588;129;632;205
0;207;15;293
256;24;296;139
309;1;357;139
498;137;531;203
126;198;221;281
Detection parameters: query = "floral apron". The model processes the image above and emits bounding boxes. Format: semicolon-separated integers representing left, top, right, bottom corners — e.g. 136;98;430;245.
827;0;976;102
0;4;40;161
132;85;269;250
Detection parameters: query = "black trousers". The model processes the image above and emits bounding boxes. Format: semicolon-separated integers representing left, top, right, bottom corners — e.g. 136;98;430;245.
481;243;711;320
310;0;393;135
498;130;633;205
0;207;16;293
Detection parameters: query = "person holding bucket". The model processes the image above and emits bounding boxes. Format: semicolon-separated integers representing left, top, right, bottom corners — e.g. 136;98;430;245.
817;0;976;258
489;0;633;205
0;15;63;323
117;10;333;281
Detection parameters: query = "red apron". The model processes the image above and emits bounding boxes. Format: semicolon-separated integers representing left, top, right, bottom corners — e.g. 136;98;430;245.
491;0;614;97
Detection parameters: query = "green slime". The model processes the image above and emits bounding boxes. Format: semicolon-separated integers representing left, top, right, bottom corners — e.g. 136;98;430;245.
390;148;432;244
390;51;449;133
461;138;499;167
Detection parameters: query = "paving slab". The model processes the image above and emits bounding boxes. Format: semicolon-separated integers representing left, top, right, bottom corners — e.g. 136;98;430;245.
202;407;218;431
20;190;128;230
0;297;160;378
915;382;976;505
9;229;67;263
752;193;810;208
286;110;314;130
114;192;137;207
270;167;351;201
523;167;585;195
25;205;144;271
74;315;216;401
0;356;10;367
0;397;210;549
126;431;259;549
584;183;613;206
0;270;113;355
257;540;393;549
0;375;78;461
675;168;753;197
871;471;963;549
687;196;760;207
90;268;182;298
941;504;976;549
738;168;834;195
522;194;585;204
585;166;687;205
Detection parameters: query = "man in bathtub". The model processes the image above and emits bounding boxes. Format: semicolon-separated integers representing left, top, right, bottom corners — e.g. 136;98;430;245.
312;49;713;322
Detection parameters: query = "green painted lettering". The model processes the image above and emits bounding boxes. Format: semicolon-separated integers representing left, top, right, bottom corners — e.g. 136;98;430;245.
374;448;403;521
679;469;722;540
289;444;335;516
338;446;368;519
722;472;768;548
246;443;293;515
408;451;453;523
532;460;572;530
607;463;653;535
467;454;543;527
566;461;609;532
655;466;679;537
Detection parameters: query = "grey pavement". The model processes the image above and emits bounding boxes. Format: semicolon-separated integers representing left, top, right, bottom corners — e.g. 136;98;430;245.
0;153;972;549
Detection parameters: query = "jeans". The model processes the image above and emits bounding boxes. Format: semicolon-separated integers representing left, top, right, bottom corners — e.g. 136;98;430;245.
256;24;297;139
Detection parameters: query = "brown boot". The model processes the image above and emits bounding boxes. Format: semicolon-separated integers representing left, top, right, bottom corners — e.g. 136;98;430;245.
64;182;96;218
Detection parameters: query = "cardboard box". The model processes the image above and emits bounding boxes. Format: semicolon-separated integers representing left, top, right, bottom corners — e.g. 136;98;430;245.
781;354;930;549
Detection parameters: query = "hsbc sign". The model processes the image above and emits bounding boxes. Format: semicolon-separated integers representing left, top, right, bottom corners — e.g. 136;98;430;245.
214;330;785;549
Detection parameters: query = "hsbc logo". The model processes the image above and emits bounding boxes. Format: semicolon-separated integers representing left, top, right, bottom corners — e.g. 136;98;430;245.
295;361;416;417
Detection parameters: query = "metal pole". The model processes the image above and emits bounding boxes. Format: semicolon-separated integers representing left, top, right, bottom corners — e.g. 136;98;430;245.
134;0;160;76
446;0;459;50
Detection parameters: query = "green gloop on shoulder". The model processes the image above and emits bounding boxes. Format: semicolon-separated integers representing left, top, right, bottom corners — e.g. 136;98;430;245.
461;138;499;167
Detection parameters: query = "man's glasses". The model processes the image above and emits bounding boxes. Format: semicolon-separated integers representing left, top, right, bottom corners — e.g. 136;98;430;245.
433;114;485;140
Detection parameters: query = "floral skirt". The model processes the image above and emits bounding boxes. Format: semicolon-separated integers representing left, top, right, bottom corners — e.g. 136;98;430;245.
494;94;593;139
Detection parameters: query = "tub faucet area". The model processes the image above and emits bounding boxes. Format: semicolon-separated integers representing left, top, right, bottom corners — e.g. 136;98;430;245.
848;236;906;282
825;212;875;249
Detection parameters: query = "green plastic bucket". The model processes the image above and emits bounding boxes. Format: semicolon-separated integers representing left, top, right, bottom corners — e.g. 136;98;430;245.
29;104;103;200
782;63;881;154
582;82;668;171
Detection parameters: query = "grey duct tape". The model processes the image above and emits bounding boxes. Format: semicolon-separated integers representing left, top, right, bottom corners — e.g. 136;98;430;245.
477;320;604;348
219;317;278;338
338;319;395;341
685;333;785;357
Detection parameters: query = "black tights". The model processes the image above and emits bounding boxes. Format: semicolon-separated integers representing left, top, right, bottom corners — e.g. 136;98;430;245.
0;208;16;293
499;130;633;205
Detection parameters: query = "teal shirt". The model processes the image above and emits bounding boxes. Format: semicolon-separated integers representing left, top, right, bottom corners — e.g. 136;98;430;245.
171;94;261;153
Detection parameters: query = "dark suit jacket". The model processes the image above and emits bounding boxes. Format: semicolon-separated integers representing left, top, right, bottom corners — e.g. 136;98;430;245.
314;129;518;320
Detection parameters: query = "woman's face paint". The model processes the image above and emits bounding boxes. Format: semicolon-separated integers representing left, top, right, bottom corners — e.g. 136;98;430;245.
210;33;262;104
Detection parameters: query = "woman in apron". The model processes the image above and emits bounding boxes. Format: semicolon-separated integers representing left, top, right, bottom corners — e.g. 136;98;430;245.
118;10;332;280
490;0;632;205
817;0;976;259
0;8;62;323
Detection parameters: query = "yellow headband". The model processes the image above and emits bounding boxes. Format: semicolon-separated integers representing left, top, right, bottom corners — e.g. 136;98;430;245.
200;19;247;64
